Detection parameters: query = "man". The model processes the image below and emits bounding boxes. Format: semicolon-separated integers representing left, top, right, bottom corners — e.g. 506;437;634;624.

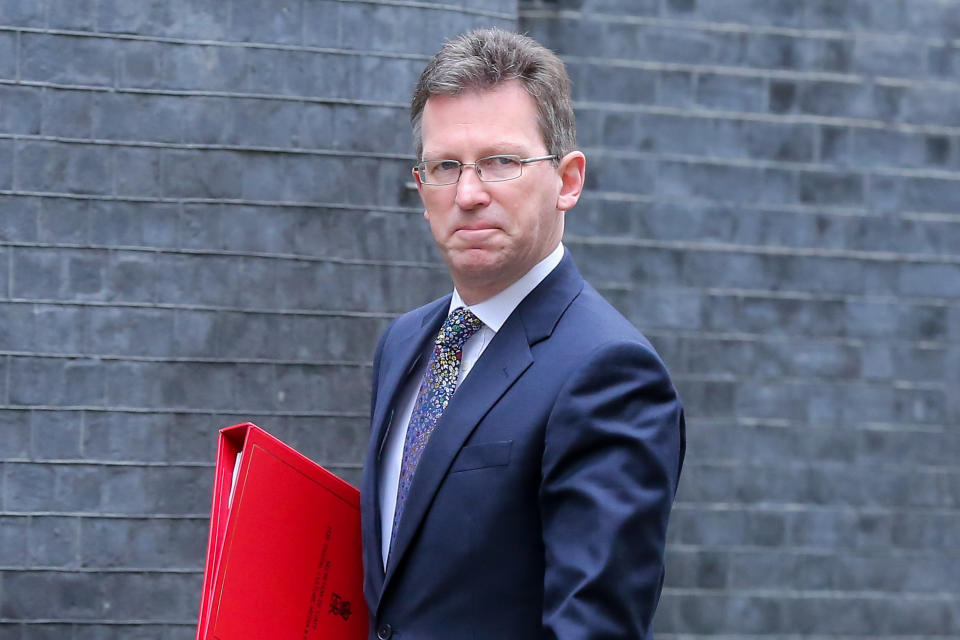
360;28;685;640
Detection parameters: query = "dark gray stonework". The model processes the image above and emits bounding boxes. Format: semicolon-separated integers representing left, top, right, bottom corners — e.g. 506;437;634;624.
0;0;957;637
520;1;960;637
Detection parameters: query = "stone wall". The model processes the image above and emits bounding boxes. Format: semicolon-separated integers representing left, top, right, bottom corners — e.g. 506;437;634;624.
519;0;960;636
0;1;514;637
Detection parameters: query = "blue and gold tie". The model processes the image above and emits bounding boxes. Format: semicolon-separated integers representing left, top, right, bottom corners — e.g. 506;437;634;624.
390;307;483;552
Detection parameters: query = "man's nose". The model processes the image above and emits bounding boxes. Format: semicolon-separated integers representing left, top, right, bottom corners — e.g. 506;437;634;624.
455;165;491;210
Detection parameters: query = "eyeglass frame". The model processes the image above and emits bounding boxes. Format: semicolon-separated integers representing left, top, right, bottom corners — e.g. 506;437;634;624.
414;154;559;186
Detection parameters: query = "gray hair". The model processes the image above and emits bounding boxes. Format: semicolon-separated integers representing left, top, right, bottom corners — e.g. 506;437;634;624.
411;28;577;161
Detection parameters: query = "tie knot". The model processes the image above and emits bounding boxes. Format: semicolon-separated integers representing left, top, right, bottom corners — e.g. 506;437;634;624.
436;307;483;350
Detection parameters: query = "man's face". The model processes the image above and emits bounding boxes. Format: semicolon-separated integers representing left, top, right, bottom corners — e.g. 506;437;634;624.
414;80;582;304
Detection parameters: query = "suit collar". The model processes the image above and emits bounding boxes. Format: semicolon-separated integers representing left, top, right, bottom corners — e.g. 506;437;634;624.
515;249;584;345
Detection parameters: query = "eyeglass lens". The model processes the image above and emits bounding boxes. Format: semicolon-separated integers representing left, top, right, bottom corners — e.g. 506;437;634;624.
420;156;523;184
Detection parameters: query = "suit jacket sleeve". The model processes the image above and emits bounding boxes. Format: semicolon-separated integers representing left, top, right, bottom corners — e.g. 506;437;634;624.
540;340;685;639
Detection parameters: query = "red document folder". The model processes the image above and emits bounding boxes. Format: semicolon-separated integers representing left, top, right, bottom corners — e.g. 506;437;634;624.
195;422;367;640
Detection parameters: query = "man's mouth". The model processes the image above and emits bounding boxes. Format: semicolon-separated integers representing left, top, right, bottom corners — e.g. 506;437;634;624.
455;223;499;232
454;222;500;235
452;226;501;247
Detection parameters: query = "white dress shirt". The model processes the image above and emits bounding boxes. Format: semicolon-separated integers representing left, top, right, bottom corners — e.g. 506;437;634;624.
378;242;565;566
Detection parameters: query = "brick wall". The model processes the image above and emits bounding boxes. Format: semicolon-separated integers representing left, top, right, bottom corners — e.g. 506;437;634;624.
520;0;960;637
1;0;958;637
0;1;515;637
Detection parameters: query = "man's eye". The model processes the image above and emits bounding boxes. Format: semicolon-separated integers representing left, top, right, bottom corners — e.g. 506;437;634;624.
437;161;460;171
492;156;516;166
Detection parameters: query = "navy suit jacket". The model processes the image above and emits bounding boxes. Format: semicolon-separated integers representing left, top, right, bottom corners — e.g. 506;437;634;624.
360;252;685;640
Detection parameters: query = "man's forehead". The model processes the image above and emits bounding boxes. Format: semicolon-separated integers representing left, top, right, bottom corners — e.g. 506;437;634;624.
418;81;547;155
420;141;528;159
423;80;533;108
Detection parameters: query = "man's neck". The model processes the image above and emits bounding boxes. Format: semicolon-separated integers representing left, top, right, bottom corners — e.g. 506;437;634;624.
450;243;565;331
454;244;565;307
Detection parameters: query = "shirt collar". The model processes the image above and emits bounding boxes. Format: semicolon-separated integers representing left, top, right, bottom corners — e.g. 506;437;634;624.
449;242;565;332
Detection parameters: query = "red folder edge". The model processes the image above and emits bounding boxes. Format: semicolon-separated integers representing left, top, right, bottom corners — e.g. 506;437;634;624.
195;422;366;640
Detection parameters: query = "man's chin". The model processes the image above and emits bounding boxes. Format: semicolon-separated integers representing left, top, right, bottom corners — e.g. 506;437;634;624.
444;248;512;286
446;248;501;270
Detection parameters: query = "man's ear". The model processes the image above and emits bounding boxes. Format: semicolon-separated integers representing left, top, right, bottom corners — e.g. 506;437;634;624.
413;167;429;220
556;151;586;212
413;166;424;193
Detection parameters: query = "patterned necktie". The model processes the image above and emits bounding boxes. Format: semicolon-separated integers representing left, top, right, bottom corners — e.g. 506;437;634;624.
390;307;483;552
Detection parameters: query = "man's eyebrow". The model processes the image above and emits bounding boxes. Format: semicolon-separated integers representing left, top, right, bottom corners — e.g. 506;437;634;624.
478;143;527;156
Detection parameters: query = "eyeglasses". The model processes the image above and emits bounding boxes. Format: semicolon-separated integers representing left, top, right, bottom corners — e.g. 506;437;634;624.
414;154;557;186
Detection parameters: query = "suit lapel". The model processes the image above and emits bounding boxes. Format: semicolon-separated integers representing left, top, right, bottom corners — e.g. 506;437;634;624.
361;297;448;597
369;300;449;463
378;252;586;602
